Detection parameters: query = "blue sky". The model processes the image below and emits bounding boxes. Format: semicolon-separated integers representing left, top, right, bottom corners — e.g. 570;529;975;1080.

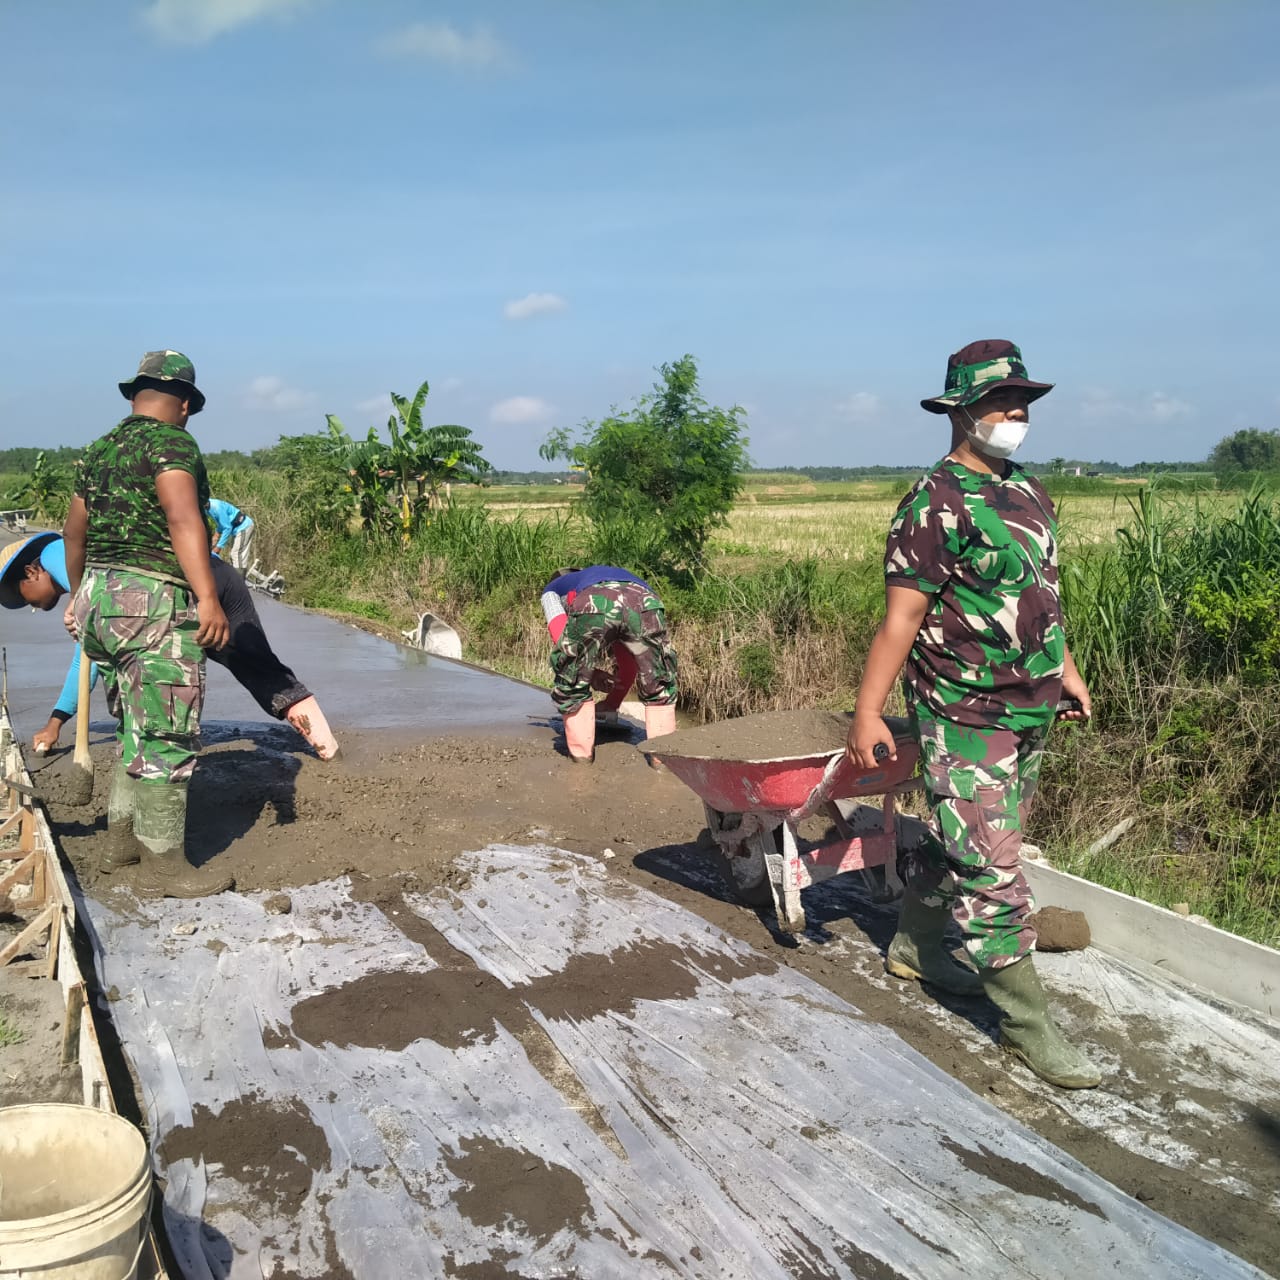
2;0;1276;469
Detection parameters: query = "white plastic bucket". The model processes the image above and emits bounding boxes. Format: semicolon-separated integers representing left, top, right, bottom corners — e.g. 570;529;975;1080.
0;1104;151;1280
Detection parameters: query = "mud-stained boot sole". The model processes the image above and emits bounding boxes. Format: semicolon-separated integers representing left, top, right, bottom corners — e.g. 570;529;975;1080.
135;868;235;900
885;953;983;997
1001;1039;1102;1090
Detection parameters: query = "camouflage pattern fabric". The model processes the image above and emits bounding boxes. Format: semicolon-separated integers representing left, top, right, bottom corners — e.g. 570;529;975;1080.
72;568;204;783
119;350;206;413
75;415;211;583
920;339;1053;413
886;459;1064;731
550;581;677;714
904;702;1046;970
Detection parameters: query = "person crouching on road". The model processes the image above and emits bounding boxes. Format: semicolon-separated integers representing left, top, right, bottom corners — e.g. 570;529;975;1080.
63;350;233;899
541;565;678;763
0;531;339;763
846;339;1100;1090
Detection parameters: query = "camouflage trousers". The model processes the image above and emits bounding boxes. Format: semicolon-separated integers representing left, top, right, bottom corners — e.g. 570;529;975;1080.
550;581;678;715
903;702;1049;971
73;568;204;783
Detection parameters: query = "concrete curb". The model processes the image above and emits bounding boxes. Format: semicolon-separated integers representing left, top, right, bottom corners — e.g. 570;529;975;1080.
1025;860;1280;1022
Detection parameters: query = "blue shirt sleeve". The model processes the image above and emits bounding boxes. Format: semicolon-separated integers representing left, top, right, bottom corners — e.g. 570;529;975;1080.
40;542;100;719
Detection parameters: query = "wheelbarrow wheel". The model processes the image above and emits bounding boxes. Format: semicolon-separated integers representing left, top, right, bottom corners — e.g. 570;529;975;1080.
711;845;773;908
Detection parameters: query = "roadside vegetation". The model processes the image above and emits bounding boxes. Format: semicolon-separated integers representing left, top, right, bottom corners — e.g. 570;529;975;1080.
5;404;1278;946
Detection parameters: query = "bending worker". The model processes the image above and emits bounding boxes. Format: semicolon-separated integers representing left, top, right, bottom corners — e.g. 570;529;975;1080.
847;339;1099;1091
0;531;339;762
541;564;677;763
208;496;255;572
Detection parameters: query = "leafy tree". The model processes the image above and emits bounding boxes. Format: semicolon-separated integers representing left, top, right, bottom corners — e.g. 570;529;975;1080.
542;355;748;575
5;451;72;524
271;420;356;536
1210;428;1280;475
328;381;492;541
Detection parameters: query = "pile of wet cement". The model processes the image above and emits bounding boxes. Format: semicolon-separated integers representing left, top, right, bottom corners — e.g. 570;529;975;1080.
650;709;912;762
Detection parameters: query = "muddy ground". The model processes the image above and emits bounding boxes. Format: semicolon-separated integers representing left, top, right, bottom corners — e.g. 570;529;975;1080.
34;724;1280;1274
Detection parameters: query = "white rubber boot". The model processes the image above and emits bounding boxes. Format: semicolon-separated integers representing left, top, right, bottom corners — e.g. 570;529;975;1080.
563;701;596;763
644;703;677;739
286;696;341;761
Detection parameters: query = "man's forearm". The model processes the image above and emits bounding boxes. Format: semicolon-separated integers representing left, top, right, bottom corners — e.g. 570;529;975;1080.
854;623;916;716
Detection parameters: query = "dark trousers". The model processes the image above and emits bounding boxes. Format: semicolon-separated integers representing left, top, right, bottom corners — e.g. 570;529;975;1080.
208;558;309;719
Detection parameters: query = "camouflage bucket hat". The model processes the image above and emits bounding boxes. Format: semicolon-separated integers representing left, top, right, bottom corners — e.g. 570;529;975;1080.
119;349;205;414
920;339;1053;414
0;532;59;609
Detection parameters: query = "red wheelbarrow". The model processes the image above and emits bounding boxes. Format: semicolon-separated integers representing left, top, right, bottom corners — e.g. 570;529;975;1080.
650;715;920;935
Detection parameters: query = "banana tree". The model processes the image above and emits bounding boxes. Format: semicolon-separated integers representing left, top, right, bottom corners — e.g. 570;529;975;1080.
328;382;492;541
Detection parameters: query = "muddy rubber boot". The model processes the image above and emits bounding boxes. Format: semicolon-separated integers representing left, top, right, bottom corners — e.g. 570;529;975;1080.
132;780;235;899
885;888;983;996
99;764;141;874
286;695;341;761
982;956;1102;1089
563;701;596;763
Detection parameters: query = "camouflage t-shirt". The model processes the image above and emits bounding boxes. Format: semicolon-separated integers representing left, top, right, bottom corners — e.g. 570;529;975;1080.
75;415;210;584
885;459;1065;731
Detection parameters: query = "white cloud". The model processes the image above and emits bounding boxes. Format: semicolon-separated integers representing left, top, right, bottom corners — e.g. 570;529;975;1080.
490;396;553;425
1146;392;1194;422
354;393;393;417
245;375;315;413
503;292;568;321
141;0;312;44
834;392;881;422
1080;388;1194;423
377;22;511;68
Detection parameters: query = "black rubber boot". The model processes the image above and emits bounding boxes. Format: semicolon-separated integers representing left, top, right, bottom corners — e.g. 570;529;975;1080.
885;887;983;996
132;781;234;899
982;956;1102;1089
99;765;140;873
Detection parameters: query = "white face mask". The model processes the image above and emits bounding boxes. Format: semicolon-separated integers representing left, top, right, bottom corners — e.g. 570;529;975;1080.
965;412;1027;459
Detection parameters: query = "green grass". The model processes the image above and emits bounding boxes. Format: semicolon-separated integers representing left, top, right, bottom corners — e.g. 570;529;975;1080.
0;1000;23;1048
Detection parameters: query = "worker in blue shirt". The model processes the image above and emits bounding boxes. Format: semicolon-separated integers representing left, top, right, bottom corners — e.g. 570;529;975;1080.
208;498;255;572
0;531;338;760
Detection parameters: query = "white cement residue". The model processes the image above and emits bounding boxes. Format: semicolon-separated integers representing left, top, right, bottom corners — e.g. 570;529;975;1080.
80;846;1270;1279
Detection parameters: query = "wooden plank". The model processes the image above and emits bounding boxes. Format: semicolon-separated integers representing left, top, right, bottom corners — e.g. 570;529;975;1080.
0;848;38;899
31;837;45;898
0;808;24;841
45;907;61;980
61;981;85;1067
0;902;56;966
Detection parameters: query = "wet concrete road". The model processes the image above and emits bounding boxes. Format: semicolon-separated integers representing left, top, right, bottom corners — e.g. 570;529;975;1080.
0;564;553;746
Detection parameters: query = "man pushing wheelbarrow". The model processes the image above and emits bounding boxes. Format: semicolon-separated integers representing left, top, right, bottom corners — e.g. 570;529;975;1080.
847;338;1098;1090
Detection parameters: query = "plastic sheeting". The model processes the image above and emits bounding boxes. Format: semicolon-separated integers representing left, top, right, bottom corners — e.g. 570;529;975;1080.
80;846;1267;1279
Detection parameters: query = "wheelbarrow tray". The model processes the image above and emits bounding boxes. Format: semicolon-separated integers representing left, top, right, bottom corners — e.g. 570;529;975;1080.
650;713;922;932
651;715;918;814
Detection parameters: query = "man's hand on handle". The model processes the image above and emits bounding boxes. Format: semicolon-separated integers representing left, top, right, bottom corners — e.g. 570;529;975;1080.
33;719;62;754
846;711;898;771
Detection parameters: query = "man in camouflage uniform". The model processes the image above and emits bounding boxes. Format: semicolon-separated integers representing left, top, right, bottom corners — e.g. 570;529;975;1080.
847;339;1099;1089
541;565;678;762
62;351;234;898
